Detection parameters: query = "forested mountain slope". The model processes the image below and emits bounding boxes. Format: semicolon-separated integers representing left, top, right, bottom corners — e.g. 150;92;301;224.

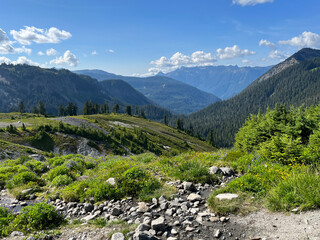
188;48;320;147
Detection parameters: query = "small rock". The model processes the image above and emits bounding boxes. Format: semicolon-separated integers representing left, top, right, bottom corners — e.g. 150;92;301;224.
84;203;94;213
138;202;150;213
214;229;221;238
106;177;116;186
182;181;196;192
209;166;222;175
111;207;122;216
20;201;27;206
136;223;151;232
215;193;238;200
11;231;24;236
220;167;234;176
151;216;166;231
187;193;202;202
133;231;159;240
111;232;125;240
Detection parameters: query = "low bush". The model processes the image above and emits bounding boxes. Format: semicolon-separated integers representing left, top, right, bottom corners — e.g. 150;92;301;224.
0;207;14;237
51;174;74;187
9;202;65;233
267;171;320;211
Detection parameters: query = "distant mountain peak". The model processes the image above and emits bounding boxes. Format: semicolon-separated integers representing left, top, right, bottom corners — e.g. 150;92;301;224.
257;48;320;83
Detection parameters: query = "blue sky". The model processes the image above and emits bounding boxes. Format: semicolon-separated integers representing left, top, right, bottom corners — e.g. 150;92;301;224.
0;0;320;75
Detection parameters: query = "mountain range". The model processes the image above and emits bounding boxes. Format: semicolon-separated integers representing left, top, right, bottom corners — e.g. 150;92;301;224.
74;70;221;114
188;48;320;147
0;64;171;121
162;65;271;99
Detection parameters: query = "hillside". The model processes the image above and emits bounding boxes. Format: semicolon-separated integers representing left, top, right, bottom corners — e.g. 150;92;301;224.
99;79;152;105
163;65;271;99
75;70;221;114
188;48;320;147
0;112;214;159
0;64;171;121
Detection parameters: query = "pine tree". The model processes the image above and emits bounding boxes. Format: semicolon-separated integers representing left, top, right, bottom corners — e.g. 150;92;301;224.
58;105;65;116
112;104;120;113
135;106;139;116
83;101;90;115
18;101;25;113
207;129;216;147
126;105;132;115
38;101;46;115
163;115;167;125
140;109;146;119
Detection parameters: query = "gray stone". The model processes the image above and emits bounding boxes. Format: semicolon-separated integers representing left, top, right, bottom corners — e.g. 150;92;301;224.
151;216;166;231
111;207;122;216
133;231;159;240
167;238;178;240
187;193;202;202
138;202;150;213
215;193;239;200
84;203;94;213
220;167;234;176
182;181;196;192
111;232;125;240
11;231;24;236
81;214;97;221
21;188;33;194
214;229;221;238
136;223;151;232
106;177;116;185
209;166;222;175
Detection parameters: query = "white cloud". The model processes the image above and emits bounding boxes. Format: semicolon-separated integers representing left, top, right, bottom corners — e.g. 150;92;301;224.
38;51;44;56
216;45;255;59
91;50;97;55
108;49;114;53
233;0;273;6
0;56;41;66
10;26;71;45
50;50;79;67
242;59;249;63
268;50;288;59
0;28;31;55
0;56;11;64
259;39;276;49
278;31;320;49
150;51;216;73
46;48;57;56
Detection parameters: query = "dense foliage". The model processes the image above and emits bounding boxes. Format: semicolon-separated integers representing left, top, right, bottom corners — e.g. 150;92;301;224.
188;51;320;147
209;103;320;213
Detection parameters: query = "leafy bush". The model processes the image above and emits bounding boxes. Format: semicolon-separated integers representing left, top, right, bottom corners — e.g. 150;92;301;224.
24;160;48;175
7;171;38;188
51;174;73;187
0;207;14;237
9;202;65;233
267;171;320;211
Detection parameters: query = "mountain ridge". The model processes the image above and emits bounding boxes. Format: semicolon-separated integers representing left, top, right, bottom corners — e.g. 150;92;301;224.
188;48;320;147
75;70;221;114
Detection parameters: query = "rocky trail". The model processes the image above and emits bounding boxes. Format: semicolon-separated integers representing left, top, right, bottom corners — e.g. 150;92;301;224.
1;166;320;240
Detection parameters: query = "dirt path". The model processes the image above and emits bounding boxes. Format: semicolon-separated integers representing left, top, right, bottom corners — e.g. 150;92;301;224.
230;209;320;240
52;117;109;135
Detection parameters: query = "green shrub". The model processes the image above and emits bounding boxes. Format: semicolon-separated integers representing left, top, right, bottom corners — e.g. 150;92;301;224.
24;160;48;175
9;202;65;233
51;174;73;187
267;171;320;211
8;171;38;188
28;130;54;152
0;207;14;237
172;160;217;184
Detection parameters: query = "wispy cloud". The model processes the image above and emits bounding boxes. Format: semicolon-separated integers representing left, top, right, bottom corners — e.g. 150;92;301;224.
0;28;31;55
91;50;97;55
10;26;71;45
149;51;216;73
216;45;255;59
279;31;320;49
50;50;79;67
46;48;58;56
233;0;274;6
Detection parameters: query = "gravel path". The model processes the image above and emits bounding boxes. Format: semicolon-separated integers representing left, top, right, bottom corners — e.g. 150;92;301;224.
230;209;320;240
52;117;109;135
